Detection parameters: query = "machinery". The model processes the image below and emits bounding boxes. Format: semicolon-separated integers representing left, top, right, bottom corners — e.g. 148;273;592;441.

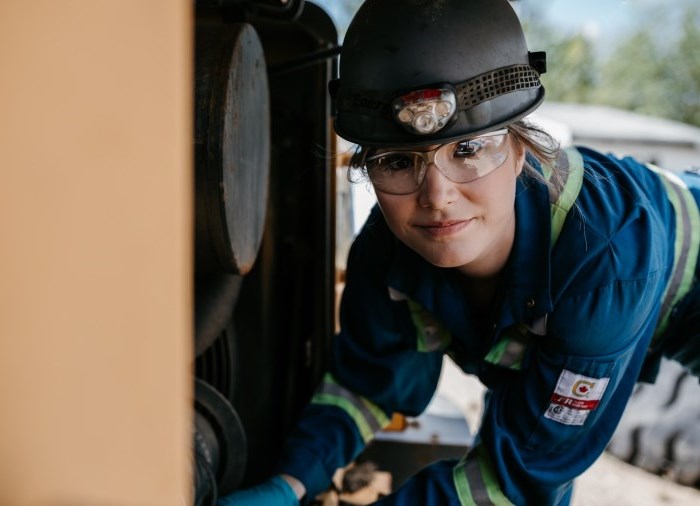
190;1;339;502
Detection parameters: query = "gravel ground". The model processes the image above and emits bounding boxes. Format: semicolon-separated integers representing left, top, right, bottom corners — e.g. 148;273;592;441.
573;452;700;505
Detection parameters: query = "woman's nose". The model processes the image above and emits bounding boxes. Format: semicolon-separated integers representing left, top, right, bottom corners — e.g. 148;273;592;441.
417;162;458;209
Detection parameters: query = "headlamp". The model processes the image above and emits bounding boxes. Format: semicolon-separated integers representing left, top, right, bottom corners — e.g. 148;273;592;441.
391;86;457;135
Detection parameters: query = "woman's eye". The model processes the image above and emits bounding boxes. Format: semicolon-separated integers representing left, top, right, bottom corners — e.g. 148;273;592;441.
453;140;482;158
376;154;414;171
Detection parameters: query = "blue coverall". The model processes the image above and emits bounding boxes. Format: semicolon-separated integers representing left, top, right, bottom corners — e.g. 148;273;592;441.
277;147;700;505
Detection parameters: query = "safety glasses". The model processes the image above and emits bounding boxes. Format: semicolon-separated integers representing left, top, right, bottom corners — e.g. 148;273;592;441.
363;129;510;195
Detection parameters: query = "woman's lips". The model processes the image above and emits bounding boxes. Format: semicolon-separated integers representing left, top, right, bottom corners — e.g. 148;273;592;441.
416;219;472;237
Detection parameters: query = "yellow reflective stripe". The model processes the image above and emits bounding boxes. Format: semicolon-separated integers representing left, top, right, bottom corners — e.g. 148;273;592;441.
647;164;700;339
453;458;479;506
453;446;514;505
359;404;390;433
311;374;390;443
311;393;374;442
476;446;513;505
484;338;510;367
550;148;584;246
407;299;452;352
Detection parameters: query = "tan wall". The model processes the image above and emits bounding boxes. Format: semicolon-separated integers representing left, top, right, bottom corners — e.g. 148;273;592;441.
0;1;192;504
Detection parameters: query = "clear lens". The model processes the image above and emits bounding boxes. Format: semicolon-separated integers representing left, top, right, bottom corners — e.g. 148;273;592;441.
365;152;424;194
364;130;509;195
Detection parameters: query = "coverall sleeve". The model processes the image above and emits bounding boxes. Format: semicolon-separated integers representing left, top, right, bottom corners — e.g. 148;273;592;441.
276;220;445;502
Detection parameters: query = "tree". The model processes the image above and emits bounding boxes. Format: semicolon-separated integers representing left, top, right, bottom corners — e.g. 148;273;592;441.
593;30;672;119
665;6;700;126
590;4;700;129
539;33;598;104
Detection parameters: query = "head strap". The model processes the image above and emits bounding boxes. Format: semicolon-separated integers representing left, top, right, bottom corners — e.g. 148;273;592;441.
456;64;542;109
337;63;542;119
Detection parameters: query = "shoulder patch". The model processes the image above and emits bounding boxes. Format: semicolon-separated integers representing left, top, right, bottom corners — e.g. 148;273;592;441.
544;370;610;426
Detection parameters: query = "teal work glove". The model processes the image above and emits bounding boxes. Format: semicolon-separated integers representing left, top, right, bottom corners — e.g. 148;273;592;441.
217;475;300;506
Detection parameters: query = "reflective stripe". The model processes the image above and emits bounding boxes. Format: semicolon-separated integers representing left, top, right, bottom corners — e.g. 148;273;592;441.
646;164;700;340
484;323;531;370
407;299;452;352
453;446;514;505
548;148;584;246
388;286;409;301
311;374;390;443
484;337;526;370
483;150;583;370
387;287;451;351
453;455;491;505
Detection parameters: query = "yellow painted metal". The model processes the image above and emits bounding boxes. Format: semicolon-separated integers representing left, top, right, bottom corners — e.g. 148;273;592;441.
0;1;193;504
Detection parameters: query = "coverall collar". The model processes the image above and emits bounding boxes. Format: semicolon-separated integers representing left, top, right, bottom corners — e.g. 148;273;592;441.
386;163;554;333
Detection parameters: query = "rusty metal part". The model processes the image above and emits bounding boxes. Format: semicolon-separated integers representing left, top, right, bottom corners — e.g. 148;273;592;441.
194;22;270;274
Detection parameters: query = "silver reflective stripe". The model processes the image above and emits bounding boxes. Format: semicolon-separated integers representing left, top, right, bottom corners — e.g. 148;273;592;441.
311;374;390;443
484;324;530;370
406;299;452;352
388;286;408;301
498;340;527;369
463;456;493;504
388;286;451;351
659;181;692;324
484;337;525;370
646;164;700;340
453;447;514;505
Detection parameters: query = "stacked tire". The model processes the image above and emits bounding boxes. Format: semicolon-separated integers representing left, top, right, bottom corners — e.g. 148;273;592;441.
608;358;700;488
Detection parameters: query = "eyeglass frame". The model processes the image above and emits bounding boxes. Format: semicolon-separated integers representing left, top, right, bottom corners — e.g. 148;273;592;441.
361;128;510;195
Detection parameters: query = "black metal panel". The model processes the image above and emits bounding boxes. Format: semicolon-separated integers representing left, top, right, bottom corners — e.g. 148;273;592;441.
231;2;338;486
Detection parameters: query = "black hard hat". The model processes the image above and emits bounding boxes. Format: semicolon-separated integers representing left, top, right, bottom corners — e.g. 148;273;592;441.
331;0;546;147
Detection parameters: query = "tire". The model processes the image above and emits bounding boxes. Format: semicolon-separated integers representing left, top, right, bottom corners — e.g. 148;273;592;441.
608;358;700;487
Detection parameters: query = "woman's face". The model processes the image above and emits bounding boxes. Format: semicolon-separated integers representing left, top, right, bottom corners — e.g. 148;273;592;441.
373;134;525;277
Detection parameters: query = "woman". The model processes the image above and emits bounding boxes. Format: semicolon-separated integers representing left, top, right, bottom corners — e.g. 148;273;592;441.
220;0;700;504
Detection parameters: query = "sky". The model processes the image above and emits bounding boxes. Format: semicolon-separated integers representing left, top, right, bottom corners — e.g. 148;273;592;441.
521;0;637;33
516;0;695;51
313;0;693;49
313;0;638;33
